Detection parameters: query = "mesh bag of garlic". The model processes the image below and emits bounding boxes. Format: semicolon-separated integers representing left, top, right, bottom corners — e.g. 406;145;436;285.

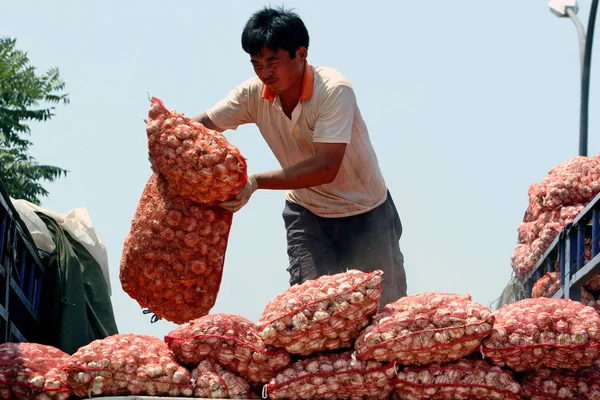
525;156;600;219
63;334;193;397
510;244;538;279
192;359;259;399
512;156;600;278
257;269;383;356
354;292;494;365
532;272;561;298
512;205;586;278
518;205;585;245
264;351;395;400
583;288;600;313
120;174;232;324
524;183;546;223
512;216;592;279
391;359;522;400
481;298;600;371
521;365;600;400
165;314;290;386
0;343;71;400
146;96;247;205
512;228;593;280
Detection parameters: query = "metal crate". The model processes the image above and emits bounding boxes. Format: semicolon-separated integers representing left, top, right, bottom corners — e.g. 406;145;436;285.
0;179;46;343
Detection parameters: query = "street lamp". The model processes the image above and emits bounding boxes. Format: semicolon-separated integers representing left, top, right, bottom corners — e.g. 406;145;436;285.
550;1;586;67
549;0;599;157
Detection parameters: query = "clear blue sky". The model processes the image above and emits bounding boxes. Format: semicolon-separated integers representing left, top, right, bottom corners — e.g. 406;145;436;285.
2;0;598;339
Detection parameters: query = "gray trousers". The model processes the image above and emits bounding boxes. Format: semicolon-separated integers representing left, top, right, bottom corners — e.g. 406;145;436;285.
282;191;407;308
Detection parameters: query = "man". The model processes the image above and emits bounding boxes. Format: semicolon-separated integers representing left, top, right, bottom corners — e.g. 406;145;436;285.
193;6;407;306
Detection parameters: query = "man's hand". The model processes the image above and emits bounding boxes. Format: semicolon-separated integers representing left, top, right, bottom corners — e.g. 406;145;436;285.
219;174;258;212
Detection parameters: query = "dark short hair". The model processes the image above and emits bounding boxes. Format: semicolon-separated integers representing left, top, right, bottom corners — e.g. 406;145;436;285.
241;6;310;59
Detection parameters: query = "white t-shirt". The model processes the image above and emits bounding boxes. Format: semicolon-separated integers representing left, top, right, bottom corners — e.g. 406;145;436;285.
206;63;387;218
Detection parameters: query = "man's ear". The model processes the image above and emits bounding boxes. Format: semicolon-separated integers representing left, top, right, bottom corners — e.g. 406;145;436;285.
296;47;307;61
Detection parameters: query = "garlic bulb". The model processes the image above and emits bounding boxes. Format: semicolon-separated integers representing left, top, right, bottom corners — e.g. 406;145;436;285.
64;334;193;397
257;270;383;356
355;292;494;365
165;314;290;386
266;352;395;400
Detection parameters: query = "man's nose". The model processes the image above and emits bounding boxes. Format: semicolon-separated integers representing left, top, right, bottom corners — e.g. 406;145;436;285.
261;66;273;78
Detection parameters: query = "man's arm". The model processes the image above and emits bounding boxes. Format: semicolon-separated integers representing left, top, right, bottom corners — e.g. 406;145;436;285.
193;83;255;133
254;85;355;190
254;142;347;190
191;112;224;132
218;142;346;213
219;84;354;212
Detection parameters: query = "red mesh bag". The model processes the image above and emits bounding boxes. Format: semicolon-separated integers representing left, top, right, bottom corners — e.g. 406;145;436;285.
165;314;290;386
391;359;522;400
532;273;599;309
582;287;600;313
521;365;600;399
257;270;382;356
63;334;193;397
532;285;600;313
512;222;590;279
522;156;600;221
511;244;537;279
531;226;561;256
120;174;232;323
192;359;259;399
512;226;566;279
146;96;247;205
518;205;585;245
481;298;600;371
524;183;546;223
517;222;539;246
264;351;395;400
532;272;561;298
354;293;494;365
538;156;600;210
0;343;71;400
513;155;600;278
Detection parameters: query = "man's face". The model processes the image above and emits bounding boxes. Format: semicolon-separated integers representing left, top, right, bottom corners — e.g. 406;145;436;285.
250;46;306;95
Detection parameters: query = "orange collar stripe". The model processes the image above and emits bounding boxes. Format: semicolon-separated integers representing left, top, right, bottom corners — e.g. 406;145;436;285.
261;62;314;103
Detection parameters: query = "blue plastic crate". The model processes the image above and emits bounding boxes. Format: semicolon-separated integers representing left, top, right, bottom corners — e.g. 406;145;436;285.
0;180;46;343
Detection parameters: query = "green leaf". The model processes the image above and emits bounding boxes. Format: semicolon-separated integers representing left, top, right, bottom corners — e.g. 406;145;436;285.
0;36;69;203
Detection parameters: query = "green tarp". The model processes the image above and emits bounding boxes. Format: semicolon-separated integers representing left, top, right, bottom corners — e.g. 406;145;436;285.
36;212;118;354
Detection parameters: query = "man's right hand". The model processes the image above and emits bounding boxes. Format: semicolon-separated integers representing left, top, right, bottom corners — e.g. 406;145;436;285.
219;174;258;213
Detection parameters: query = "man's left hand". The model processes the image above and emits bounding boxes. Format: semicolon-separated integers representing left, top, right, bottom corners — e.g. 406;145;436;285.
219;174;258;213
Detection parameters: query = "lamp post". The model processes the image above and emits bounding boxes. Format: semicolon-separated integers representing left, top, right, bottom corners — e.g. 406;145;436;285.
549;0;599;156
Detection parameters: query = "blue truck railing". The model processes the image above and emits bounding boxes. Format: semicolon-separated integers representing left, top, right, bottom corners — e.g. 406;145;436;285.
524;191;600;301
0;179;46;343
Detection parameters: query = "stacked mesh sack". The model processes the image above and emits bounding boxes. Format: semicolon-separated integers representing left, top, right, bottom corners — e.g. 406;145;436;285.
120;97;247;323
511;155;600;279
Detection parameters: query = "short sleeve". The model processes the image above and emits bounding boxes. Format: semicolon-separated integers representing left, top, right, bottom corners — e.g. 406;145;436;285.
206;81;256;131
312;85;355;144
